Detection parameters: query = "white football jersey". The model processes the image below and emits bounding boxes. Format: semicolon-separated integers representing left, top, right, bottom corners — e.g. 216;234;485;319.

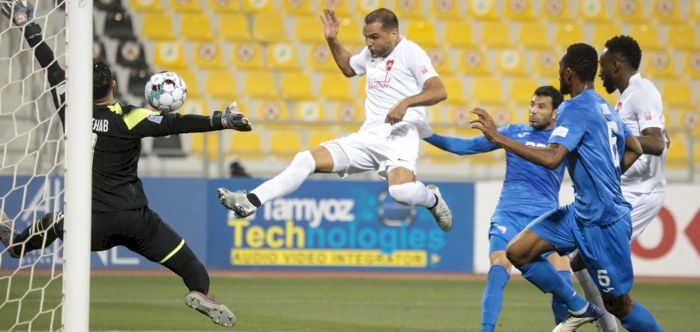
615;73;667;193
349;37;438;138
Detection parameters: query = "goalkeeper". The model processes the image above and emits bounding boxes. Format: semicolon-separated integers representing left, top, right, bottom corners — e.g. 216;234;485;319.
0;1;249;328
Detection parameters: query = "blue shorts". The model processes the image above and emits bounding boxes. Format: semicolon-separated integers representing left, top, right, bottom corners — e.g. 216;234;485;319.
528;204;633;297
488;210;543;254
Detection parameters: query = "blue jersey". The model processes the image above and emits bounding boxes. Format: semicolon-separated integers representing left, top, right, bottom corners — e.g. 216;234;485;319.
425;125;565;216
548;90;633;226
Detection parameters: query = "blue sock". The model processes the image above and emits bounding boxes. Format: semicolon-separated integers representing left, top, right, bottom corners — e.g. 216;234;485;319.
481;265;510;332
551;270;572;324
518;257;587;312
620;301;664;332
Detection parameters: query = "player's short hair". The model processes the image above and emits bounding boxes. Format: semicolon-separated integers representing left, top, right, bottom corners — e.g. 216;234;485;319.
534;86;564;110
365;8;399;32
562;43;599;82
604;35;642;70
93;58;112;100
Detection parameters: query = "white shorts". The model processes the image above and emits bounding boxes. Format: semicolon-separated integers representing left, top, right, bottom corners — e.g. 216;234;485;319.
321;122;420;179
624;191;666;240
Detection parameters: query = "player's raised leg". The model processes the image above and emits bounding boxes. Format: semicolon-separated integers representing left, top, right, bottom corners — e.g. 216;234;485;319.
548;253;573;326
386;166;452;231
481;236;512;332
218;144;336;217
0;210;64;258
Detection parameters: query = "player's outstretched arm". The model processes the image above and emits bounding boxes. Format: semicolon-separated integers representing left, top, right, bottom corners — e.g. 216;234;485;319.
320;8;355;77
424;132;499;156
385;77;447;125
621;135;643;174
129;101;252;138
470;108;568;169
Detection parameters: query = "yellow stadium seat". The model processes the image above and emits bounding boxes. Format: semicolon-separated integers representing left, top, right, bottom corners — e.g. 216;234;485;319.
541;0;572;22
209;0;240;13
357;0;382;16
308;44;339;72
322;0;351;16
282;0;314;15
267;42;301;71
154;41;187;70
644;51;678;79
258;100;290;122
683;52;700;78
281;72;315;100
496;49;528;76
616;0;648;23
295;100;327;124
448;106;483;136
270;130;302;158
693;0;700;22
472;78;505;107
423;140;461;164
169;0;200;12
663;80;694;110
518;22;550;50
141;13;175;41
481;22;512;49
320;73;353;101
308;131;338;149
333;102;363;131
424;105;441;124
426;47;453;75
180;98;206;116
579;0;610;23
554;23;585;51
180;13;214;42
652;0;683;24
295;16;326;44
253;12;286;43
504;0;536;21
468;0;499;20
533;50;560;77
193;42;227;70
230;130;266;160
431;0;462;20
458;48;492;76
444;21;476;48
441;75;467;105
231;42;265;70
630;24;662;51
665;134;688;168
336;17;364;47
407;20;438;47
190;132;220;159
393;0;424;19
130;0;162;12
510;78;540;105
177;70;200;99
204;71;237;100
490;106;517;127
667;24;700;51
679;110;700;131
219;14;252;42
245;71;278;99
243;0;275;13
592;23;622;48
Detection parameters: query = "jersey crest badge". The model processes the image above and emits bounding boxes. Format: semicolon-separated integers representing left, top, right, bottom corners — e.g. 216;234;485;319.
385;59;394;71
644;111;652;120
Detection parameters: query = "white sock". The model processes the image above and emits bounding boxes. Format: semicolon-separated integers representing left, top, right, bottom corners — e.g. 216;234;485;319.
388;181;437;208
252;151;315;205
575;269;619;332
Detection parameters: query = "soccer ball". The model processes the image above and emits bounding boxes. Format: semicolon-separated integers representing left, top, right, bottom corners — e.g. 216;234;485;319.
145;71;187;113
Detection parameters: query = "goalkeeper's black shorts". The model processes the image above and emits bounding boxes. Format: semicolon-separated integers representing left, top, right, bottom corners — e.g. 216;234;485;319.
89;206;185;264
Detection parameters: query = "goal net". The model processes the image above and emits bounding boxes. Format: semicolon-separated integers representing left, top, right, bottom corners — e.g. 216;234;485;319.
0;0;89;330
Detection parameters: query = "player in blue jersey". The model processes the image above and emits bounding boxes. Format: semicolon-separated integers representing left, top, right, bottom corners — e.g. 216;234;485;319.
469;43;663;332
425;86;572;331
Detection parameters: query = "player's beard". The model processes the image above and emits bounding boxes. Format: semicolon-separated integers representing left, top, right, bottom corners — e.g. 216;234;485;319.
602;75;617;94
559;76;570;95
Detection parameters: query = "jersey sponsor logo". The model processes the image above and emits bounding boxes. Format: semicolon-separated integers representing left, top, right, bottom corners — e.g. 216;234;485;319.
517;132;530;137
368;72;391;89
497;225;507;234
552;126;568;138
147;114;163;124
385;59;394;71
601;287;615;293
56;83;67;96
420;65;427;74
92;118;109;132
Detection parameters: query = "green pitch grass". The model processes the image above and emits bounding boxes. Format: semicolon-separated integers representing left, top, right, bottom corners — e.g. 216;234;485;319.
1;274;698;331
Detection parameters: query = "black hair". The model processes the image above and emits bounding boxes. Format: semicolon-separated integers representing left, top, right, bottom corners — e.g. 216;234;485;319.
365;8;399;32
562;43;599;82
534;86;564;110
93;57;112;100
604;35;642;70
